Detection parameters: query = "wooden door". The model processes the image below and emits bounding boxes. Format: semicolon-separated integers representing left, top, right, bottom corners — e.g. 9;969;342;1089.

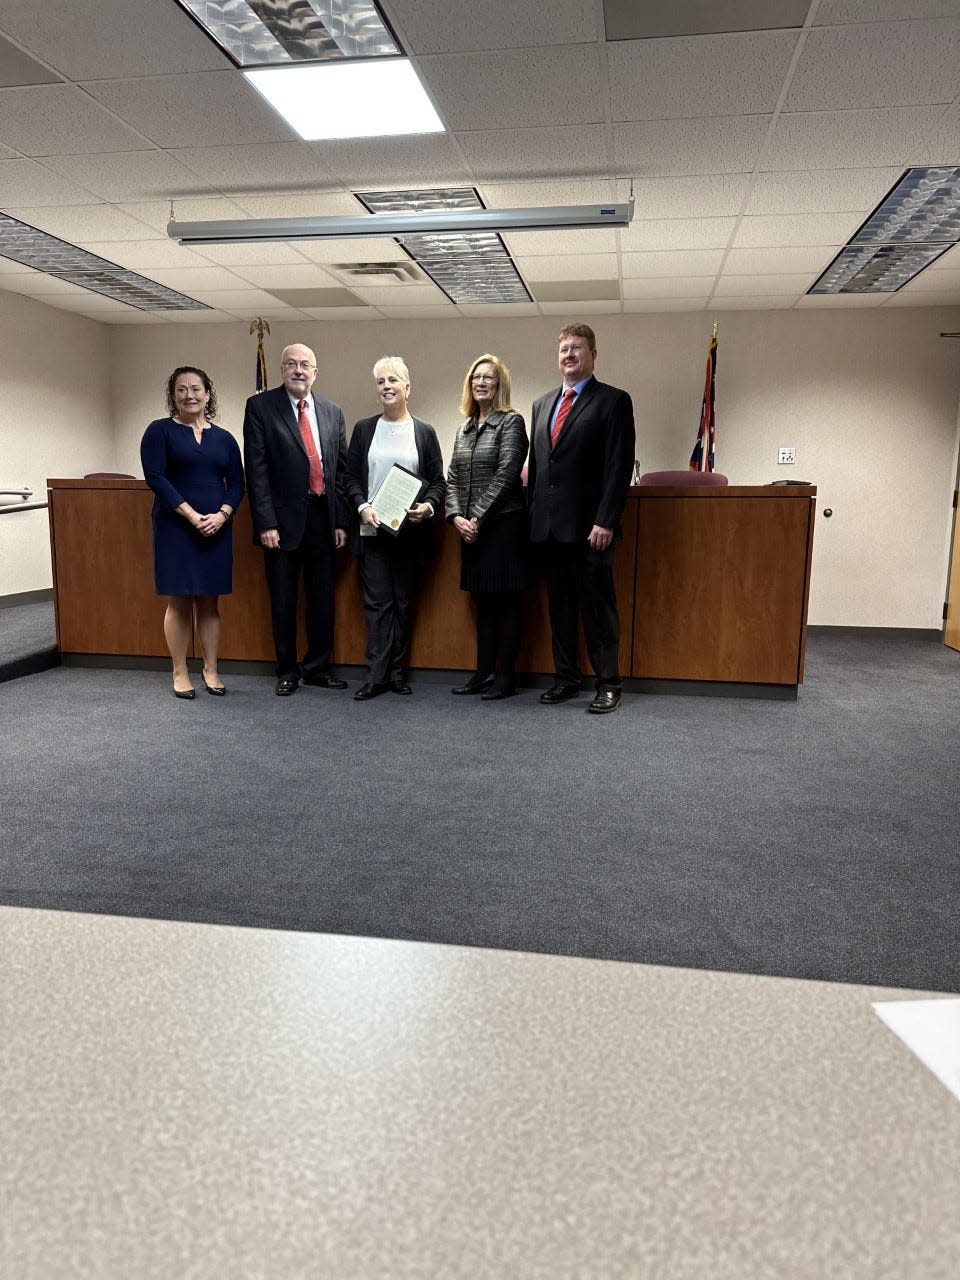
945;487;960;652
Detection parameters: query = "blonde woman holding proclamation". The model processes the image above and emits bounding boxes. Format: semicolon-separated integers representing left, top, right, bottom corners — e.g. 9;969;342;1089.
344;357;445;700
445;354;529;699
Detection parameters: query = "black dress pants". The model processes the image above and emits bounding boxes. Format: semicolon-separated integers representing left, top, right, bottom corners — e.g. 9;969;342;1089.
359;534;423;685
540;536;621;690
473;591;524;686
263;495;335;679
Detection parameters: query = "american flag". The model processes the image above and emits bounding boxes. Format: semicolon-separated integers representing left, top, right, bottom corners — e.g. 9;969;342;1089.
689;324;718;472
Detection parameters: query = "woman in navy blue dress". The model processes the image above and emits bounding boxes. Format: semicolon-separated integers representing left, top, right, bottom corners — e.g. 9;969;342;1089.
140;367;244;698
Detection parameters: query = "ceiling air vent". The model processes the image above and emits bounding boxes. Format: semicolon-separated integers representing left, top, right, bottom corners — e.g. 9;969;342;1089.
333;261;423;282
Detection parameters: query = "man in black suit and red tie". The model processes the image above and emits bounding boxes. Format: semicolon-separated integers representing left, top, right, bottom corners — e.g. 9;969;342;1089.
528;323;636;714
243;342;350;696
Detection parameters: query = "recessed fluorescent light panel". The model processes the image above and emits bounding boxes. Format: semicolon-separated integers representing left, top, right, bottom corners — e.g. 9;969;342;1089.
175;0;399;66
357;189;531;305
245;59;442;139
810;167;960;294
0;214;208;311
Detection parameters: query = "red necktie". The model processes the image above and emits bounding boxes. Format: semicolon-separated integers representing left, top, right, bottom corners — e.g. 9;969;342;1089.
297;398;324;495
550;388;575;446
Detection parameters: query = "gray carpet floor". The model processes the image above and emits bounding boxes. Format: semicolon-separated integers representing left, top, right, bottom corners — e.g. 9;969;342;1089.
0;601;57;681
1;632;957;991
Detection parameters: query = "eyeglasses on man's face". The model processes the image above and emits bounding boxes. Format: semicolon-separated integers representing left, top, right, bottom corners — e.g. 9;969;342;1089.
282;360;315;371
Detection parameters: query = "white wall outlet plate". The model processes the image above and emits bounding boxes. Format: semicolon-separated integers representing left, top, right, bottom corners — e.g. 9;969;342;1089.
778;447;796;464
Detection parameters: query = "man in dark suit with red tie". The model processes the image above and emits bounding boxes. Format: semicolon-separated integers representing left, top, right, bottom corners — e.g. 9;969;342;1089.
528;323;636;714
243;342;349;696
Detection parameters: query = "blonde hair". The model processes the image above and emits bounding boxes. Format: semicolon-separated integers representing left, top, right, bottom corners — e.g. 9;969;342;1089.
373;355;410;385
459;353;514;418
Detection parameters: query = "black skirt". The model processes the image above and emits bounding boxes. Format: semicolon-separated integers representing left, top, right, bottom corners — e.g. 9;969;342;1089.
460;509;528;593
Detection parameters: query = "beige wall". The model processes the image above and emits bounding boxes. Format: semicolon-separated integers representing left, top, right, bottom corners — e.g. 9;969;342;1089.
0;291;112;596
109;305;960;630
3;290;959;627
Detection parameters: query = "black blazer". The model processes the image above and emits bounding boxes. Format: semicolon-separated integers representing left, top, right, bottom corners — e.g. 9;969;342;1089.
528;376;635;543
242;386;349;549
344;414;446;557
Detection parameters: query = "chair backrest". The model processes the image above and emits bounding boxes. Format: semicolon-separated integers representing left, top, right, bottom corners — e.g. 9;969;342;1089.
83;472;136;479
637;470;728;487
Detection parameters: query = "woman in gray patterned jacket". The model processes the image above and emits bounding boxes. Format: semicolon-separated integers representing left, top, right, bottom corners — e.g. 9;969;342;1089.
446;353;529;700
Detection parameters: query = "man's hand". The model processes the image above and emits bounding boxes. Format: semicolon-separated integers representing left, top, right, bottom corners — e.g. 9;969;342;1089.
587;524;613;552
334;528;347;549
260;528;280;549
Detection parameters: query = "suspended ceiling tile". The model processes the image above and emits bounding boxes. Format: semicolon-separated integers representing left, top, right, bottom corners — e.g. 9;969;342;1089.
93;311;170;324
120;197;251;234
458;126;610;180
195;243;313;267
0;0;225;80
745;168;901;215
733;211;863;247
760;106;944;169
723;246;836;274
375;305;460;319
794;291;893;305
173;143;331;192
457;302;541;316
815;1;960;25
1;271;101;295
619;217;737;252
501;229;622;257
624;298;709;312
0;84;150;156
79;240;208;270
713;273;815;295
268;287;362;308
45;151;211;201
538;300;621;314
0;32;58;88
612;115;770;176
300;305;382;319
312;134;471;187
230;264;339;289
786;20;960;112
928;244;960;270
924;101;960;164
145;309;236;324
297;239;406;266
530;280;619;302
617;174;751;219
0;158;101;206
1;204;162;243
885;290;960;305
711;295;799;309
604;0;809;38
348;284;449;306
609;31;797;121
513;253;619;282
621;249;725;278
86;72;293;149
233;192;366;220
216;305;301;320
135;265;244;291
183;288;297;310
478;179;618;209
898;268;960;292
386;0;598;54
418;46;603;132
622;277;718;298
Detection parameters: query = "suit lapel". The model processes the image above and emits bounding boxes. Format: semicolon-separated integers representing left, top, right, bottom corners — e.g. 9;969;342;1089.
278;389;307;457
549;377;597;452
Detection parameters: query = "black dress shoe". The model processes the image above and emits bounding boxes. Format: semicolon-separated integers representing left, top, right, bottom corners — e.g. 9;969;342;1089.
481;680;516;701
390;679;413;695
539;682;580;705
202;672;226;696
302;672;348;689
173;686;196;700
275;677;299;696
452;674;494;695
354;681;388;701
588;688;622;714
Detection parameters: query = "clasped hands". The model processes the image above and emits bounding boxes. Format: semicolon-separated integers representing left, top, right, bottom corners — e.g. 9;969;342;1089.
195;511;227;538
453;515;479;544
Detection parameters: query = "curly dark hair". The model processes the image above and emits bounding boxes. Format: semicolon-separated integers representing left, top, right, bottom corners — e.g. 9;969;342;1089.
165;366;218;421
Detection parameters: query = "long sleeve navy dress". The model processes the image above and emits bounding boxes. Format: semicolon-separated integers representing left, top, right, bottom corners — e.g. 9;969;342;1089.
140;418;244;597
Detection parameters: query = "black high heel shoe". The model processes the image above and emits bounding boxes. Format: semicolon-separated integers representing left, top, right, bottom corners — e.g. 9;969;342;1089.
202;671;226;696
173;686;196;700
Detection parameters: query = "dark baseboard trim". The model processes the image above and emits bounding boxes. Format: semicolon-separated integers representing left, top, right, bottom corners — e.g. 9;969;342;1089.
808;625;942;640
631;677;797;701
0;648;60;684
0;588;54;609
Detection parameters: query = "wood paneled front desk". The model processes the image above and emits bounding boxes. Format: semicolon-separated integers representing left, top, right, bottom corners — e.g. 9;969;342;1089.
48;478;816;691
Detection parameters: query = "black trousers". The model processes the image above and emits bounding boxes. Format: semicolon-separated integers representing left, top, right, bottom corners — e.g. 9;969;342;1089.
473;591;524;685
359;534;424;685
263;495;335;679
539;536;621;690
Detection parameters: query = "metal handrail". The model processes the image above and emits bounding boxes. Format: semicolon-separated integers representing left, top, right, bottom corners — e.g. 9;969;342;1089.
0;501;47;513
0;487;32;500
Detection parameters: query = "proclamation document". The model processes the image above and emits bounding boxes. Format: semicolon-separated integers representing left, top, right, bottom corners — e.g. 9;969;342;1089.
368;464;425;535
